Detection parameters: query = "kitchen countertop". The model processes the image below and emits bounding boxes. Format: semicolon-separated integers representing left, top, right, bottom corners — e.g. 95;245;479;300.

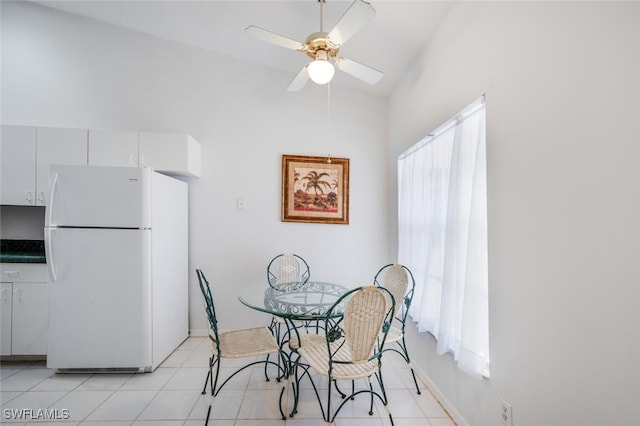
0;239;46;263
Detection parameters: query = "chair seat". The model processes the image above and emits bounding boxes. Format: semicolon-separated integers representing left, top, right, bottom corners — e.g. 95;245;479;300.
288;333;325;350
298;340;379;381
212;326;280;359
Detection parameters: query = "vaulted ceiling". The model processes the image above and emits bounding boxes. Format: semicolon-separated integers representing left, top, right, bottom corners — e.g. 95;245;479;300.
32;0;454;97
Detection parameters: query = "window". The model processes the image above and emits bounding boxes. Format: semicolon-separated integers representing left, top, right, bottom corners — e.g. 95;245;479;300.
397;96;489;377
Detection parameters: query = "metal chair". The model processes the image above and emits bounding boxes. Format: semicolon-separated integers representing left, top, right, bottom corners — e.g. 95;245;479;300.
267;253;310;291
196;269;289;424
374;263;421;394
286;285;396;425
266;253;312;354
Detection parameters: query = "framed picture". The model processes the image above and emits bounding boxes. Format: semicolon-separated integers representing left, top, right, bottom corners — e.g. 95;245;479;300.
281;154;349;224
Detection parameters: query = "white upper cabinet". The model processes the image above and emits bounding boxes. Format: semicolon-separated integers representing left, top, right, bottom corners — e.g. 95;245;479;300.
88;130;201;177
36;127;88;205
139;132;201;177
1;125;87;206
1;125;37;205
2;126;200;206
88;129;139;167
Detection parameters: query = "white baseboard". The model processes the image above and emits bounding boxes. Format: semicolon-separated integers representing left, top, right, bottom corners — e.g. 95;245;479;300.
189;328;209;337
413;364;470;426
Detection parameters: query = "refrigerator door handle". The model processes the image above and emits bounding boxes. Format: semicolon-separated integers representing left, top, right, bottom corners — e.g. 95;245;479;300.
46;172;59;226
45;228;58;282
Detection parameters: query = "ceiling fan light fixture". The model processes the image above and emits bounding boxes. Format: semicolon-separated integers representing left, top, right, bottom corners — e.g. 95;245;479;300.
307;50;335;85
247;0;381;91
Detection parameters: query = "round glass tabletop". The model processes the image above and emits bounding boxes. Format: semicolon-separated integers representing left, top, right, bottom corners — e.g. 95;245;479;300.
238;281;352;320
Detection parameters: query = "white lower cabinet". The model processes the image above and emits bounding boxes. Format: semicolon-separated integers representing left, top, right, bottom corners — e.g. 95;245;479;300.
0;283;12;356
0;265;49;356
12;283;48;355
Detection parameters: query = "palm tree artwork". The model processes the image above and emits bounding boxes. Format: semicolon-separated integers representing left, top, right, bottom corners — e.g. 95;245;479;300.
293;167;339;212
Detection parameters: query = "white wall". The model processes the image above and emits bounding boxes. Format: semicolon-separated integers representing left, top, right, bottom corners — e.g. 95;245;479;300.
1;1;390;333
389;2;640;426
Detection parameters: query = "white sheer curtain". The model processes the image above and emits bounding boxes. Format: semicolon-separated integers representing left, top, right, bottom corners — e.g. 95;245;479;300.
397;96;489;377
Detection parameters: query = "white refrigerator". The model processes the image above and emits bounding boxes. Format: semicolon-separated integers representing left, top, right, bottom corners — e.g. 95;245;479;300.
44;165;189;372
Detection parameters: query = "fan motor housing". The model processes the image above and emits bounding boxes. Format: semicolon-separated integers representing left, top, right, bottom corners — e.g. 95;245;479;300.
303;32;339;59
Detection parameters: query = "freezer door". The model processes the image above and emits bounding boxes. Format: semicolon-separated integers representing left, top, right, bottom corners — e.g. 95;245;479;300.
46;165;151;228
46;228;152;370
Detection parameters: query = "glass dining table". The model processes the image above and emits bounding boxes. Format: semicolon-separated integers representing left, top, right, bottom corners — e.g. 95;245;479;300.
238;281;356;418
237;280;353;320
237;280;354;376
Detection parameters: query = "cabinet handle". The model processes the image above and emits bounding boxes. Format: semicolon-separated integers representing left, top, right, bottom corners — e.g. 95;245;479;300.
37;191;45;204
5;271;19;279
14;288;23;303
25;191;33;203
129;154;137;165
140;155;146;167
0;288;8;302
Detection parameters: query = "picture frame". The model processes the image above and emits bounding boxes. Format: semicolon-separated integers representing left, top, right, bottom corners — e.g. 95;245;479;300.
281;154;349;224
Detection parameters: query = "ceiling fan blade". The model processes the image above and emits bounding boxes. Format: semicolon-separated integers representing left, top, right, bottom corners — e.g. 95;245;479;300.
327;0;375;46
245;25;304;51
335;57;383;85
287;66;310;91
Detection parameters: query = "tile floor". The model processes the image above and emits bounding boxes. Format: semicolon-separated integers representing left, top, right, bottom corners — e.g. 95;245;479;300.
0;337;456;425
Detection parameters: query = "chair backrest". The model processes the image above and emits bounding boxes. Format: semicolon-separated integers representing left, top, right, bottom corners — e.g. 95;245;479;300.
374;264;415;327
324;285;395;363
267;253;310;291
196;269;221;351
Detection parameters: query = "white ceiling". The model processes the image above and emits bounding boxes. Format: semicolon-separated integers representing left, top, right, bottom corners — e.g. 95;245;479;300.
31;1;454;97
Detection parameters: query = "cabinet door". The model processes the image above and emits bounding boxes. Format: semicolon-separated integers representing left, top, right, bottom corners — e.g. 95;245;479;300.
1;263;49;283
12;283;48;355
36;127;88;205
1;125;37;205
0;283;12;355
88;129;139;167
139;132;201;177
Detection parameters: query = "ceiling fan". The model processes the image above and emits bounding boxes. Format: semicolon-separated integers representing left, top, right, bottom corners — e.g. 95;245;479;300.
246;0;383;91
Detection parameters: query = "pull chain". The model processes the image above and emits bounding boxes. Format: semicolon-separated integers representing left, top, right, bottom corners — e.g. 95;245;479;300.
319;0;325;32
326;82;332;164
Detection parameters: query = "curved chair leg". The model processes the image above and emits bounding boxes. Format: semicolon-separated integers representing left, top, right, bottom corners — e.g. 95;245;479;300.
409;366;421;395
398;336;421;394
325;377;333;424
289;355;316;418
375;370;395;425
278;382;287;420
201;360;211;394
205;358;217;425
332;379;356;400
205;402;212;425
368;377;375;415
266;317;286;381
